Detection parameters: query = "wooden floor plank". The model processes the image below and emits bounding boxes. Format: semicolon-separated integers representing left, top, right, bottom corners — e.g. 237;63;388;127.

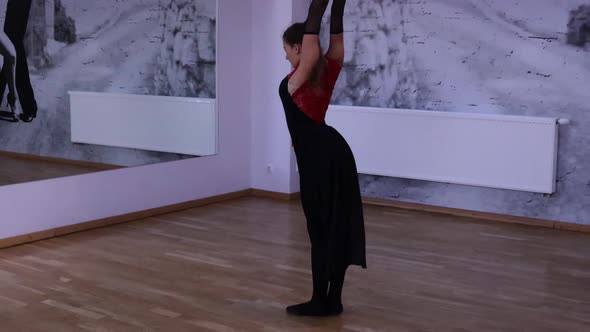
0;196;589;331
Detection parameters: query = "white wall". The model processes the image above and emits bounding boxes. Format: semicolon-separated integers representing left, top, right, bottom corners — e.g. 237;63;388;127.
250;0;310;194
250;0;295;194
0;0;253;239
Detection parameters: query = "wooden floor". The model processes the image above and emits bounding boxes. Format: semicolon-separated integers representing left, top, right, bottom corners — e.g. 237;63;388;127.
0;197;589;331
0;155;111;186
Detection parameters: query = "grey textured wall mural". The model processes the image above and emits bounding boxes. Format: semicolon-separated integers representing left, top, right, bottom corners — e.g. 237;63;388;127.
0;0;216;166
320;0;590;225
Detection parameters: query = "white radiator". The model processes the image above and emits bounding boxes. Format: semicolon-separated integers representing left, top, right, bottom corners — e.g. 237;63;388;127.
325;105;569;194
69;91;217;156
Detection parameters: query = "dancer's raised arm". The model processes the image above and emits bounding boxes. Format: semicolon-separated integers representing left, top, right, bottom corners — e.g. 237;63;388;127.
287;0;330;94
325;0;346;66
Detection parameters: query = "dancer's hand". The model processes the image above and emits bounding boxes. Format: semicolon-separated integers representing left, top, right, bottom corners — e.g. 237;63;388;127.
304;0;330;34
330;0;346;34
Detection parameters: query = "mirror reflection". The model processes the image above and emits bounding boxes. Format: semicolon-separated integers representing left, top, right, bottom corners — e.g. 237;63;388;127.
0;0;217;186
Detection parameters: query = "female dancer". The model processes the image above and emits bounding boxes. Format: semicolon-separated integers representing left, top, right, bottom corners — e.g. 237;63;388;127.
279;0;366;317
0;0;36;122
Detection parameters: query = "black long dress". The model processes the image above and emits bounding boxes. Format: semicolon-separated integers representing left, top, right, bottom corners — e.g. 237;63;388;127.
278;60;367;282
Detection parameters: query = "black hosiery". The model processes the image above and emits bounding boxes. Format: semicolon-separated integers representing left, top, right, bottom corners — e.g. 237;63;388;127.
304;0;330;35
330;0;346;34
311;243;329;302
285;266;347;316
326;266;347;315
286;243;330;316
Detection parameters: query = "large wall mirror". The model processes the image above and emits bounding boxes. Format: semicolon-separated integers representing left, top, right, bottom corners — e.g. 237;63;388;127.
0;0;217;186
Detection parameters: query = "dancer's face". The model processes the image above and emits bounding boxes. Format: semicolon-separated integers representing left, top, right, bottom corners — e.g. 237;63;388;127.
283;41;301;69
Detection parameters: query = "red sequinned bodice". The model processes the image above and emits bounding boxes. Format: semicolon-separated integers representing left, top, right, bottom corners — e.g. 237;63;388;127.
287;57;342;124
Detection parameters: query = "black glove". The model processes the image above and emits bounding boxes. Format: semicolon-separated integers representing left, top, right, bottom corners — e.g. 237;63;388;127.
304;0;330;34
330;0;346;34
